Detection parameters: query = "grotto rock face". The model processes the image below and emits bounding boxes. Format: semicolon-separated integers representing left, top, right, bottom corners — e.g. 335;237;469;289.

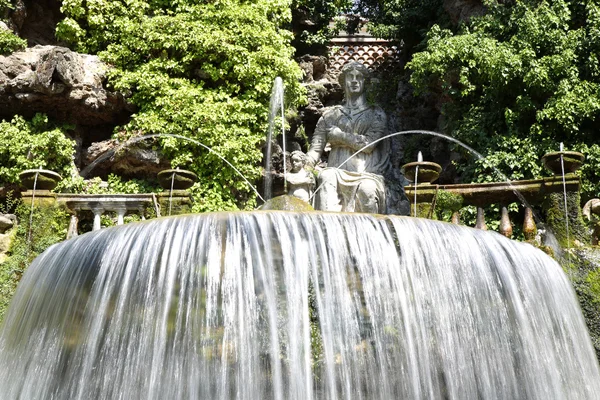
0;45;132;126
82;139;171;180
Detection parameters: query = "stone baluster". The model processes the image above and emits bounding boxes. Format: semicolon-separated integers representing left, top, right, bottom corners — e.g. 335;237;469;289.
91;206;104;231
138;205;146;220
523;207;537;241
499;206;513;238
475;207;487;230
115;204;127;226
67;213;79;239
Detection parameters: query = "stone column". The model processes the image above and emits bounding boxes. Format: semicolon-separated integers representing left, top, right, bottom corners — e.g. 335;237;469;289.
499;206;513;238
138;205;146;220
115;204;127;226
91;206;104;231
67;212;79;239
475;207;487;230
523;207;537;241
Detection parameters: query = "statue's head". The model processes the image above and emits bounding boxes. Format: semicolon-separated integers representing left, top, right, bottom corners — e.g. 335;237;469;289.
338;61;370;95
290;150;306;172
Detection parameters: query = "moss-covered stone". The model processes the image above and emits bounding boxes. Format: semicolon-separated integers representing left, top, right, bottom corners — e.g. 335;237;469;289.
259;195;315;212
542;190;589;247
411;202;435;218
435;190;463;213
156;191;193;215
563;248;600;360
21;190;58;208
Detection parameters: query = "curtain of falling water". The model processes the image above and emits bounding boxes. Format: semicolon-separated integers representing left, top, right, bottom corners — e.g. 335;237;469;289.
0;212;599;399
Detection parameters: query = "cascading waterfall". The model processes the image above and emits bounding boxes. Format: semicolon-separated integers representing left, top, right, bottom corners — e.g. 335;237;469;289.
0;212;599;399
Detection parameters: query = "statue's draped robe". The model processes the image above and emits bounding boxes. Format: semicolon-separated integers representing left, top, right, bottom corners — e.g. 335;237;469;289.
308;104;390;213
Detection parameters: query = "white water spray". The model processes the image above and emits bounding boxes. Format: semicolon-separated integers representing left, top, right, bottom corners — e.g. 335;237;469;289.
0;212;599;399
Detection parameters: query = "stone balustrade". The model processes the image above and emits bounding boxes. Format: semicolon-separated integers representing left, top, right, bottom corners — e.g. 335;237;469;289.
57;194;157;239
404;172;586;245
19;188;193;239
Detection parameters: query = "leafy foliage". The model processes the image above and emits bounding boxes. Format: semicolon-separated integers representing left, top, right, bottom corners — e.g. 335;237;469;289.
61;173;161;196
407;0;600;198
290;0;353;52
57;0;304;211
0;203;69;321
355;0;448;50
0;0;27;54
0;114;76;185
0;29;26;55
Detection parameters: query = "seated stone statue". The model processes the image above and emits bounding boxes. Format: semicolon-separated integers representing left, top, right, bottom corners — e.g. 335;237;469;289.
286;150;315;202
305;61;392;214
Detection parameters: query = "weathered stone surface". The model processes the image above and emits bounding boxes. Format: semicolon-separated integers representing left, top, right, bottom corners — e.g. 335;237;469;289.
6;0;27;33
298;55;329;82
260;195;314;212
0;233;11;253
157;169;198;190
0;45;133;125
82;139;170;179
0;215;15;233
4;0;67;45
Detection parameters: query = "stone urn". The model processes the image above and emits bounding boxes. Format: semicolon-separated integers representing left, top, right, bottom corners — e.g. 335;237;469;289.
541;151;585;175
157;169;198;190
19;169;62;190
401;161;442;184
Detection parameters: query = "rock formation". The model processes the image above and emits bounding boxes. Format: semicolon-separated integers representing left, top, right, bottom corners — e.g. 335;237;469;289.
0;45;131;126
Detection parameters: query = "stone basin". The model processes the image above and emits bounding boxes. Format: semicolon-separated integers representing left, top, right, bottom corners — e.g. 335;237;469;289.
157;169;198;190
401;161;442;184
541;151;585;175
19;169;62;191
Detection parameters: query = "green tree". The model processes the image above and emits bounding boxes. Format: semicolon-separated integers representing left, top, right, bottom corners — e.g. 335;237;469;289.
0;29;26;55
57;0;304;211
407;0;600;198
355;0;448;52
0;114;76;185
0;0;27;54
290;0;354;53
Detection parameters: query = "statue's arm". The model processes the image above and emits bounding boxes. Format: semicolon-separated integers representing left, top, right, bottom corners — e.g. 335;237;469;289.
328;108;387;154
286;170;315;186
306;113;330;167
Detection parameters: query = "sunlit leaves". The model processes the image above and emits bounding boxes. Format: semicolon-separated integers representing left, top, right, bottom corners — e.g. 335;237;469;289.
57;0;304;211
0;115;76;184
408;0;600;196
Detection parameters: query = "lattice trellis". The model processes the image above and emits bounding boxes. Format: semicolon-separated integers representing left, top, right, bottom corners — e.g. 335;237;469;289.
328;39;401;74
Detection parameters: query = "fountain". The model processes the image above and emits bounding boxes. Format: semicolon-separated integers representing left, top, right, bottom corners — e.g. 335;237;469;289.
0;211;599;399
4;60;599;399
19;168;63;246
401;152;442;217
263;77;285;202
157;168;198;216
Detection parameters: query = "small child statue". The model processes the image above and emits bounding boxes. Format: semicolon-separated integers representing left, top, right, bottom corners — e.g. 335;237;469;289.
285;150;316;203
